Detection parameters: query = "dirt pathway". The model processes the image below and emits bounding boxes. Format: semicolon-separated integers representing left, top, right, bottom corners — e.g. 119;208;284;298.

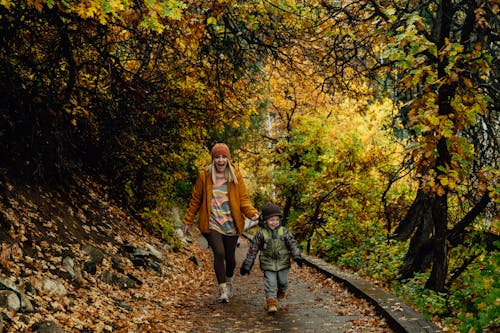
179;236;394;333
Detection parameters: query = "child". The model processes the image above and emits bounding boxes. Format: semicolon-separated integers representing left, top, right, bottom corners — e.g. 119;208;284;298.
240;202;304;313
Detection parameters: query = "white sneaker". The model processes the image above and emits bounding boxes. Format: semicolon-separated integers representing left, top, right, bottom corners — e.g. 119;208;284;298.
217;283;229;303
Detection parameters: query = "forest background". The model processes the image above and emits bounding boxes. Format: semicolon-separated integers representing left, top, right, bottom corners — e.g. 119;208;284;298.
0;0;498;332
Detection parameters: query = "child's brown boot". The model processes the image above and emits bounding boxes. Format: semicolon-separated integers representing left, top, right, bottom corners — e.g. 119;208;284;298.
277;290;286;301
266;297;277;313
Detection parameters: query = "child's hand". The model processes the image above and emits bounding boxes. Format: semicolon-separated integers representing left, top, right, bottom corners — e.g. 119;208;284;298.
240;267;250;275
294;257;304;267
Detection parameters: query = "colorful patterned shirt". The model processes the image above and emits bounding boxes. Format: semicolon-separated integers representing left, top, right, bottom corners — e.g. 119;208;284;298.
209;178;236;235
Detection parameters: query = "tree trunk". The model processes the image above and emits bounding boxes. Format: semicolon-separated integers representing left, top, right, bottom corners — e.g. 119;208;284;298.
397;190;435;279
448;191;491;246
393;188;432;241
425;192;448;292
422;0;453;292
398;189;493;284
282;195;293;227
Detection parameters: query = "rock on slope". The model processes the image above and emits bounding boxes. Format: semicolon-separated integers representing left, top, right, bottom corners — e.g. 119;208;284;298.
0;171;210;332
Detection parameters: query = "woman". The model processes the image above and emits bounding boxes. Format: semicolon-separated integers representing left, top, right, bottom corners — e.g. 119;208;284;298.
183;143;259;303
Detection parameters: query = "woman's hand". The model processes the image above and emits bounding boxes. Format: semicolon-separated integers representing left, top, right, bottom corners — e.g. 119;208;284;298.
250;214;259;221
183;225;189;236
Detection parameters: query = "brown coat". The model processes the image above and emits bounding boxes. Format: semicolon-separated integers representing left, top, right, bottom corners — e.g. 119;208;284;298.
183;169;258;234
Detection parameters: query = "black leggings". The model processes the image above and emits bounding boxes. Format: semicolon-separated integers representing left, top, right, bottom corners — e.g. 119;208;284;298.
203;231;239;284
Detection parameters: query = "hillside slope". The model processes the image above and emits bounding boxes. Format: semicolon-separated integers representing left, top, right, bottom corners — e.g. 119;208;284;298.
0;169;211;332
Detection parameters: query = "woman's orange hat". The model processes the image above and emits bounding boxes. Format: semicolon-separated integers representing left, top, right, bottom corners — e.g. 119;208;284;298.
211;143;230;159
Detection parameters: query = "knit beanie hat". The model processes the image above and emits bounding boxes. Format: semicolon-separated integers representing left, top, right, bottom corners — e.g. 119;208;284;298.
261;202;282;220
211;143;231;159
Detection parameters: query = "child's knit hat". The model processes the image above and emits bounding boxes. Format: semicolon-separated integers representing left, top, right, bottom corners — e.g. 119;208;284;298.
261;202;282;220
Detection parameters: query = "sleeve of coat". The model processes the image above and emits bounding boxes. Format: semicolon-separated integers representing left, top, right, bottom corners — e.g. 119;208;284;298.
284;229;302;258
183;173;204;226
236;173;259;218
242;231;263;271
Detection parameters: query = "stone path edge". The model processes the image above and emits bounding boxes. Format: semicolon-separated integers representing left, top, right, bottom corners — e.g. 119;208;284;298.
243;232;443;333
302;253;443;333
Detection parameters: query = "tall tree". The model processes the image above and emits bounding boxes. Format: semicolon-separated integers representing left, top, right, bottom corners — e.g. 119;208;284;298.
387;0;498;292
0;0;305;210
312;0;498;291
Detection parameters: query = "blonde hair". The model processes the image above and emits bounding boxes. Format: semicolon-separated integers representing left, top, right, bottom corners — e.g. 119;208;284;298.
209;160;238;184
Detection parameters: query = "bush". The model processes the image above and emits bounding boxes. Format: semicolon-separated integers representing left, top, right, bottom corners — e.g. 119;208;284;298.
352;236;408;282
141;207;183;251
446;249;500;333
392;273;448;319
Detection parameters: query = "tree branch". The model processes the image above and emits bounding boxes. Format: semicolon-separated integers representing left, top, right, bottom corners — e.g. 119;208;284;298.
447;191;491;246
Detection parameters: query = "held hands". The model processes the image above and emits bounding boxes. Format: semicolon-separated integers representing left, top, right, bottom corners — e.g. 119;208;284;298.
294;257;304;267
240;266;250;276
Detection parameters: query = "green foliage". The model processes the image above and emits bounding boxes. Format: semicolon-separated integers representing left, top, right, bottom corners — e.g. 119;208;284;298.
446;247;500;333
312;218;361;263
141;207;183;251
313;208;499;333
392;273;449;319
352;236;409;282
319;223;409;284
389;245;500;332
